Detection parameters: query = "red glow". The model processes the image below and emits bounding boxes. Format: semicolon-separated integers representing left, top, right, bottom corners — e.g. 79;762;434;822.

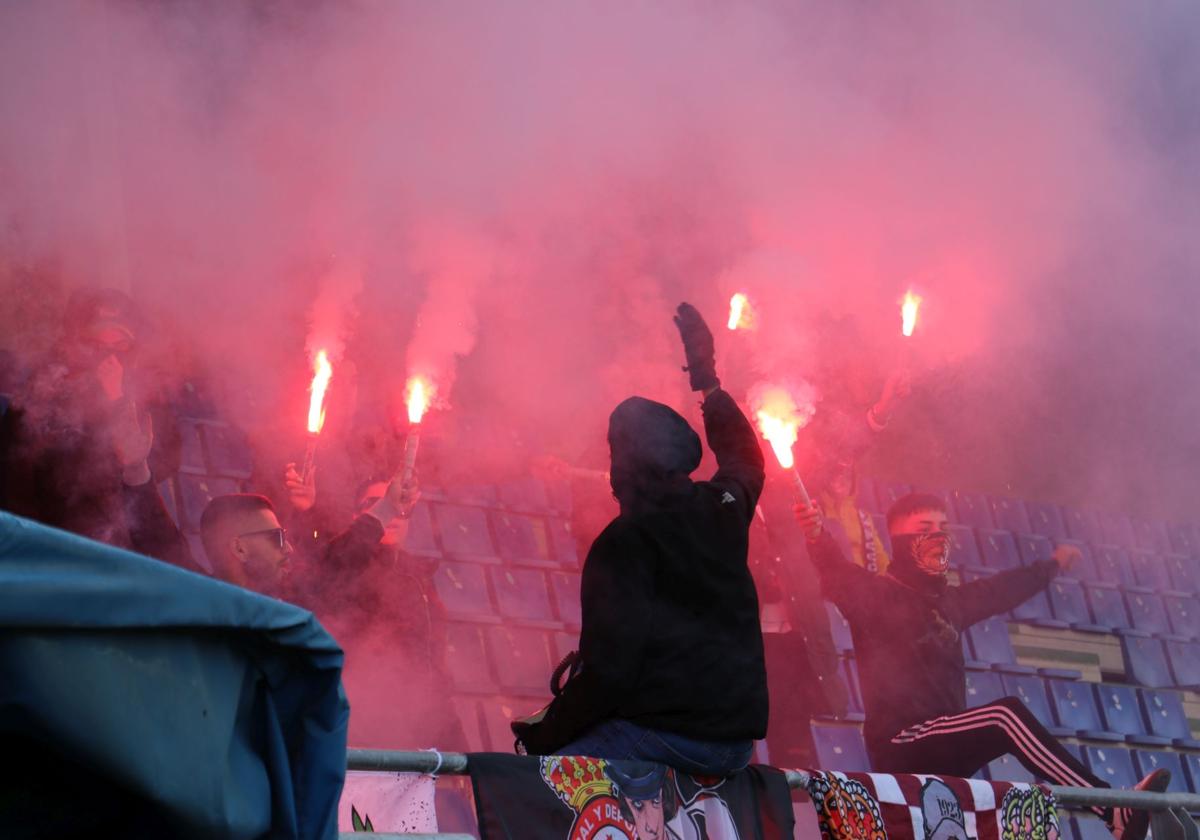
306;350;333;434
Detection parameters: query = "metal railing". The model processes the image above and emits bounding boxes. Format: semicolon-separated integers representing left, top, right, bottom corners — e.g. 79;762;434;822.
344;749;1200;840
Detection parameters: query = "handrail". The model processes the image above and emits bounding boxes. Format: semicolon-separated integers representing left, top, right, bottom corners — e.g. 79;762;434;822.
346;749;1200;813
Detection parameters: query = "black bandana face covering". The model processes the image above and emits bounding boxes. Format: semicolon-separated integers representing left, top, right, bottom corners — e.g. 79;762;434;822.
892;530;951;578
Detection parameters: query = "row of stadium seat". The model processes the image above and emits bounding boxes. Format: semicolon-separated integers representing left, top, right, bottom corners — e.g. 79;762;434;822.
435;563;582;627
858;478;1200;557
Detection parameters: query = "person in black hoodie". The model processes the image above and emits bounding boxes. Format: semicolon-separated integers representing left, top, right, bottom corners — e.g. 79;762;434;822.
795;492;1169;840
513;302;767;775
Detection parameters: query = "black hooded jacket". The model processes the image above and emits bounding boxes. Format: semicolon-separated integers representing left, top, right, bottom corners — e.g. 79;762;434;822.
808;530;1058;750
531;388;767;749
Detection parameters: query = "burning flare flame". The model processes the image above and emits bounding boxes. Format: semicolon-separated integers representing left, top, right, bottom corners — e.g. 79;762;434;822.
306;350;333;434
901;289;922;338
406;377;432;424
750;383;816;470
727;292;750;330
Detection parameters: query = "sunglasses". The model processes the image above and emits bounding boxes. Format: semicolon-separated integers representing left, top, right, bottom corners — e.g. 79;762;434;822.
238;527;287;549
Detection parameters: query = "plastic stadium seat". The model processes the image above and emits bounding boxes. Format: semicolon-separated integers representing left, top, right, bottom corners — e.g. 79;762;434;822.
1063;507;1103;546
433;561;497;620
965;669;1006;707
855;478;883;514
485;625;556;694
434;504;499;560
1164;554;1200;594
841;658;865;721
547;518;580;569
1164;593;1200;639
490;567;555;623
1047;578;1103;631
490;511;553;566
874;482;913;514
1100;514;1138;550
1167;522;1200;557
966;616;1035;674
202;422;253;478
1185;752;1200;795
950;490;995;530
175;418;208;474
809;722;871;772
177;474;240;531
551;630;579;662
1072;816;1116;840
947;525;983;569
1083;583;1131;631
825;602;855;656
549;571;582;626
1046;679;1123;742
1132;751;1188;793
989;497;1033;536
442;484;500;506
1131;519;1171;555
403;501;440;556
1094;684;1172;746
1084;746;1139;788
1017;533;1053;564
541;477;573;516
1138;689;1200;748
1010;586;1061;627
444;623;496;693
1127;552;1173;592
1026;502;1068;541
986;755;1035;784
1119;634;1173;689
1092;546;1135;587
497;478;552;513
1000;673;1056;728
1125;590;1171;635
157;479;180;528
978;529;1022;571
1165;639;1200;688
479;698;524;752
451;697;486;752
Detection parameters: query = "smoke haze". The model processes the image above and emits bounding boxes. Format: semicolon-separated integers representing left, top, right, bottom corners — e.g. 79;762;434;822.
1;0;1199;518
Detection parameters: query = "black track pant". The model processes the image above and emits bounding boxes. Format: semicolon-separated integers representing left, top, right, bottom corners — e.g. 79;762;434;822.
869;697;1111;821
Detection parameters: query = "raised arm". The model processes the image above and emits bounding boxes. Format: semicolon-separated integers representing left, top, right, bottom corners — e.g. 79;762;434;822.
957;550;1069;627
795;501;883;618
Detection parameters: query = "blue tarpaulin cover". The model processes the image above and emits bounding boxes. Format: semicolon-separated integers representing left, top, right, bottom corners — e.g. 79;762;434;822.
0;511;349;839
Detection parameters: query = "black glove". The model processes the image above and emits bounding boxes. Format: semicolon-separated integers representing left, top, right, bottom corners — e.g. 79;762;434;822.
673;302;720;392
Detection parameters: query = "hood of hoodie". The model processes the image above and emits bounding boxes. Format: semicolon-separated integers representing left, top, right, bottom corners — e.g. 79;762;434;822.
608;396;702;516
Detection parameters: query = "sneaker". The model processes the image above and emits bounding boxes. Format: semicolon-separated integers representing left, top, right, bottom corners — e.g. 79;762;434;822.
1109;768;1171;840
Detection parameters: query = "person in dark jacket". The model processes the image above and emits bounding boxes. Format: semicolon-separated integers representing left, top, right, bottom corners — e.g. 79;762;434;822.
795;492;1169;840
0;288;192;569
513;303;767;775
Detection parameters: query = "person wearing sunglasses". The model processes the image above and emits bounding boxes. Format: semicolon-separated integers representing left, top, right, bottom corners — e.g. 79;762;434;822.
200;494;295;595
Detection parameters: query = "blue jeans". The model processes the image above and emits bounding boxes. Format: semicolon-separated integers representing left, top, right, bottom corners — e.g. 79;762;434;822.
559;719;754;776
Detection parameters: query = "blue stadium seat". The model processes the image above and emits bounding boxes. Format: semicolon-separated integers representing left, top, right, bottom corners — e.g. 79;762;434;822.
1184;752;1200;795
1084;745;1139;788
1163;593;1200;639
176;418;208;474
1046;679;1123;742
1131;519;1171;556
965;669;1006;706
1127;552;1172;592
490;511;553;566
1072;816;1117;840
1063;507;1103;546
841;658;865;721
479;698;523;753
433;561;497;620
1000;673;1057;729
1167;523;1200;557
549;571;582;626
497;477;552;513
1047;578;1105;631
989;497;1032;535
1126;590;1171;635
825;602;855;656
978;529;1022;571
1119;634;1173;689
157;479;180;529
485;625;556;694
451;697;486;752
542;477;573;516
1164;554;1199;594
1094;684;1172;747
1132;751;1188;793
809;722;871;772
1165;639;1200;688
490;567;555;624
1092;546;1135;587
947;525;983;569
177;474;240;531
965;616;1035;674
950;490;995;530
401;501;440;556
201;422;253;478
1083;583;1131;631
434;504;499;561
1010;586;1062;628
986;754;1036;784
547;518;580;569
1026;502;1068;541
444;622;497;693
1100;514;1138;550
443;484;500;506
1138;688;1200;749
1017;533;1054;564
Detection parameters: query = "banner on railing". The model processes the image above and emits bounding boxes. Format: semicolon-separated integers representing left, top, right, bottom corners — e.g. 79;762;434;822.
802;770;1060;840
469;753;795;840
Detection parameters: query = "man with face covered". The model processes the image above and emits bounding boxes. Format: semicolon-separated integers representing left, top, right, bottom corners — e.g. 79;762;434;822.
795;493;1169;840
513;303;767;776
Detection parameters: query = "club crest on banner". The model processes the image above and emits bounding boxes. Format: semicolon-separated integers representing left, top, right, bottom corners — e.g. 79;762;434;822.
807;773;888;840
920;779;972;840
999;787;1060;840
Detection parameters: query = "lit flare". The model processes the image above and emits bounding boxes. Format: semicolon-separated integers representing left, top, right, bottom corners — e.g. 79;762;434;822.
406;377;432;425
306;350;333;434
727;292;750;330
901;290;922;338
